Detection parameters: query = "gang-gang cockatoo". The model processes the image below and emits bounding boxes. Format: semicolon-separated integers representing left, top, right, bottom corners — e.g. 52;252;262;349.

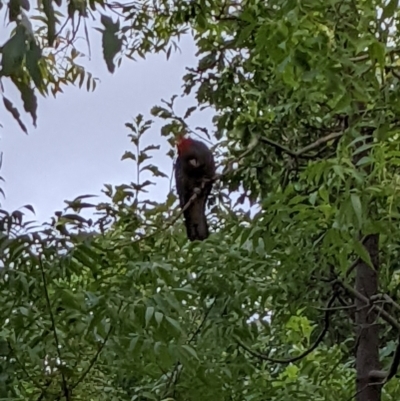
174;135;216;241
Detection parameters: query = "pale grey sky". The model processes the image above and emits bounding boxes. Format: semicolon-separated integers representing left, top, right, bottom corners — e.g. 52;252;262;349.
1;21;214;223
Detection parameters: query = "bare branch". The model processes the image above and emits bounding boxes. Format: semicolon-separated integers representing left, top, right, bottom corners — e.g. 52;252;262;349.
349;46;400;62
259;130;344;159
370;294;400;313
338;280;400;331
296;131;343;155
258;137;298;157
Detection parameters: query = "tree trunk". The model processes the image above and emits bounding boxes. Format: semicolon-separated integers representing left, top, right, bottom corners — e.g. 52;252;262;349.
355;234;381;401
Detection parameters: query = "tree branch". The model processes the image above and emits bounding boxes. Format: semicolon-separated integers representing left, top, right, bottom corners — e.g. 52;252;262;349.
296;131;343;155
258;137;298;157
349;46;400;62
162;300;216;399
259;130;343;159
71;302;123;391
370;293;400;313
188;299;216;344
337;280;400;331
347;336;400;401
236;293;337;364
38;255;70;401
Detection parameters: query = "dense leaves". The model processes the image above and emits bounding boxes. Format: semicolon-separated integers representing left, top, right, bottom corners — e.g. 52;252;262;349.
2;0;400;400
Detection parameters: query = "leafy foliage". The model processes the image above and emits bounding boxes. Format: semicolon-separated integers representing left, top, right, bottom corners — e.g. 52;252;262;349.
2;0;400;400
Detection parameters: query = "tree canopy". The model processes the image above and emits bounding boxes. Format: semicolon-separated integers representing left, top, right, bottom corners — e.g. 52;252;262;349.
1;0;400;400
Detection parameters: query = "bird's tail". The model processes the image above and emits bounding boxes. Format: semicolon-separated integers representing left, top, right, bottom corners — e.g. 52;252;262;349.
183;196;209;241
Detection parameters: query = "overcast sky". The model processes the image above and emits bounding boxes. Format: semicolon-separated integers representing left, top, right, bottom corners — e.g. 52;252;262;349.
0;16;214;223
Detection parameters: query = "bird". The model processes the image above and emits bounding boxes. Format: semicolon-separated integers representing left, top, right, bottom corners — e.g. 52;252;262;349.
174;134;215;241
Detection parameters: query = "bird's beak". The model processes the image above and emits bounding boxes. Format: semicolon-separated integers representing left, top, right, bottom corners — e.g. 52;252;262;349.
189;158;199;167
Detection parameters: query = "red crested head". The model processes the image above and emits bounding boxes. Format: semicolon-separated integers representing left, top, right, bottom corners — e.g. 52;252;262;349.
176;135;193;156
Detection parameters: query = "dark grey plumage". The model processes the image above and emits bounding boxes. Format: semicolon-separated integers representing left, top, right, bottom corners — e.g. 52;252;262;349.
175;137;215;241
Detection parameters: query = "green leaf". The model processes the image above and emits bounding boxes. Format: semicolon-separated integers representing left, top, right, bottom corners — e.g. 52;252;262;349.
184;106;197;119
140;164;168;178
165;316;181;333
353;240;374;269
11;77;38;126
350;193;362;228
68;0;87;17
369;41;385;68
172;287;197;296
42;0;56;46
141;392;157;400
335;93;351;113
181;344;199;360
381;0;398;20
26;39;44;90
150;106;173;119
121;151;136;161
129;335;139;352
2;96;27;134
100;14;122;73
59;289;83;310
21;204;35;214
154;311;163;326
145;306;154;327
0;25;27;76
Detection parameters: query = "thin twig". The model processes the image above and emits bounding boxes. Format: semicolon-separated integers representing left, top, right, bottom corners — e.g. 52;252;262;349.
296;131;343;155
35;379;54;401
54;16;71;38
71;302;123;390
345;382;370;401
313;304;356;311
8;341;49;393
349;46;400;62
188;299;216;343
258;137;298;157
236;293;337;363
163;299;217;399
38;255;70;400
259;130;343;159
370;294;400;313
338;280;400;331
